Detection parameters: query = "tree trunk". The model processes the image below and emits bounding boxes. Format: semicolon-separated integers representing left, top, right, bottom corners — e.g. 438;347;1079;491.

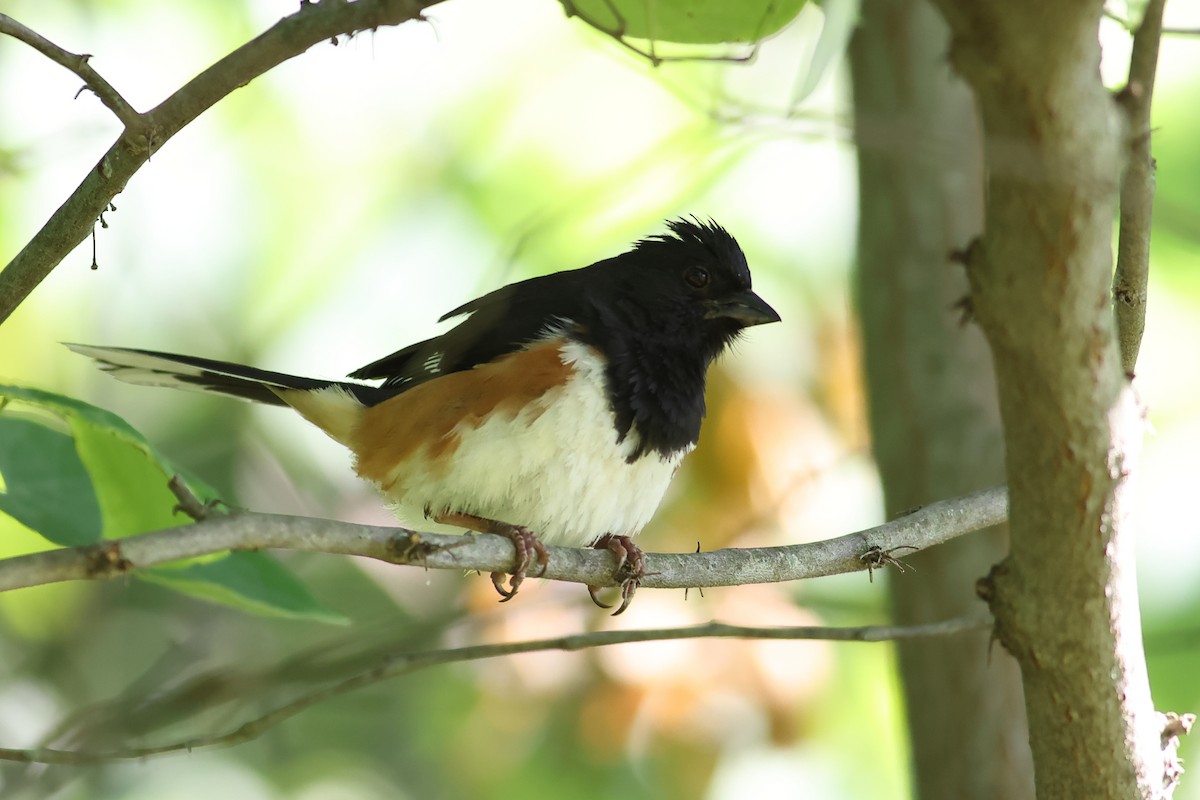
849;1;1035;797
922;2;1161;796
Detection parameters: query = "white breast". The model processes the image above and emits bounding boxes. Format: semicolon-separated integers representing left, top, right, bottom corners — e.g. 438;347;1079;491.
382;340;690;547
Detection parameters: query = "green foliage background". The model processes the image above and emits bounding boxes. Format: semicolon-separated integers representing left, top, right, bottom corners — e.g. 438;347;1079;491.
1;1;1198;798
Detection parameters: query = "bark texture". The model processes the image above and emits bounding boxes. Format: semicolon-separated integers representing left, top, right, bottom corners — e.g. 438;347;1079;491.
849;1;1034;797
926;1;1159;796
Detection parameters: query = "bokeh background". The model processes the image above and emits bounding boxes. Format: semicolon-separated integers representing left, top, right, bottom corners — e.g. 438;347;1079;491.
1;1;1198;798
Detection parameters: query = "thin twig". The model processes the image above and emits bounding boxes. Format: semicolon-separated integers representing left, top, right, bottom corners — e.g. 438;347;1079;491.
1102;8;1196;36
28;609;466;760
1112;0;1167;378
0;13;142;129
0;615;988;765
0;0;441;326
166;474;228;521
0;486;1009;594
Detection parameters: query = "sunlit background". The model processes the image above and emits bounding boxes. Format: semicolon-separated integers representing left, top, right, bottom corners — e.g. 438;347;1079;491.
1;1;1198;798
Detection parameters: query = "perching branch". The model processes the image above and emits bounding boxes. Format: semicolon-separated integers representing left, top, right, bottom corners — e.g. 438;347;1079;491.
0;0;442;326
1112;0;1167;378
0;486;1009;594
0;615;989;765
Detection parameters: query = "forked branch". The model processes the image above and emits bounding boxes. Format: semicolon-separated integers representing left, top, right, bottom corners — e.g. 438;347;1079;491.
0;0;442;325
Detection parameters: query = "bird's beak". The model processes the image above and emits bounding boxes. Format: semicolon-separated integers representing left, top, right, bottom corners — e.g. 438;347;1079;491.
705;290;781;327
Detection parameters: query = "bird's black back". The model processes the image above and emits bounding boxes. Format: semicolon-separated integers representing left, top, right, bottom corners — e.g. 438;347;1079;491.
348;266;599;390
352;219;763;460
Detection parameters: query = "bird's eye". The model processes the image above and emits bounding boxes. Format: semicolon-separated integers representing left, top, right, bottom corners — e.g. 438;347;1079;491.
684;266;710;289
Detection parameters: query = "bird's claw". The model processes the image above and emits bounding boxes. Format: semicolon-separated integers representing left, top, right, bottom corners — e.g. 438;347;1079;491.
490;524;548;601
587;584;613;609
588;534;645;616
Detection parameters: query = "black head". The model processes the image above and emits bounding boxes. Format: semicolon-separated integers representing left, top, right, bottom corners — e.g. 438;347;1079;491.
599;217;779;361
581;218;780;460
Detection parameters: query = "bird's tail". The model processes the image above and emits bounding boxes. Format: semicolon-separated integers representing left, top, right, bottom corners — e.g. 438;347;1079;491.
66;344;378;445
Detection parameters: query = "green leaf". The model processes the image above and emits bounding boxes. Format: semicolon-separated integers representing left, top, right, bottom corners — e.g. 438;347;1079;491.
565;0;807;44
0;384;155;442
71;418;192;536
0;384;219;536
141;551;347;624
0;416;103;546
0;384;343;623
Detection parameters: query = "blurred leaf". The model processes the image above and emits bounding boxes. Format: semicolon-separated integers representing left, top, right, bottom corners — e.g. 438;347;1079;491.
142;551;347;624
791;0;860;105
0;385;342;623
0;383;220;534
0;416;102;546
0;383;154;441
566;0;806;44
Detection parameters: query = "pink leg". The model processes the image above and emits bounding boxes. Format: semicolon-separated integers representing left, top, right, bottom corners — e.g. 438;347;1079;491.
434;511;549;601
587;534;646;616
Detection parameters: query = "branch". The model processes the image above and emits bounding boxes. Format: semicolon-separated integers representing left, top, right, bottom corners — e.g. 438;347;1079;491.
1103;8;1196;37
0;615;989;765
0;13;140;128
0;0;442;325
1112;0;1167;378
0;487;1008;594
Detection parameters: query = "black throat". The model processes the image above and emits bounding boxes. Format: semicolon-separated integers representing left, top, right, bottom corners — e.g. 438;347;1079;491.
581;304;734;463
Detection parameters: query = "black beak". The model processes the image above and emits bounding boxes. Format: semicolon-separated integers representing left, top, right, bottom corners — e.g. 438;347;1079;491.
704;290;781;327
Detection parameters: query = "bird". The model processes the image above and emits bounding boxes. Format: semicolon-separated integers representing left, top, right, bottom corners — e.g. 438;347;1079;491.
68;218;779;614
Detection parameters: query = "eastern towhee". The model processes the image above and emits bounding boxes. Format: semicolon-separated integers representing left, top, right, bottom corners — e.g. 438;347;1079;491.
69;218;779;613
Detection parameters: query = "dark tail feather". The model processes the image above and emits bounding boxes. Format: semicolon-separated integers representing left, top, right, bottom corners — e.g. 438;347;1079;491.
66;344;381;406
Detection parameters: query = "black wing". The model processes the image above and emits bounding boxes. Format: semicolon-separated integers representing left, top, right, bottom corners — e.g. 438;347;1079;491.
347;263;607;391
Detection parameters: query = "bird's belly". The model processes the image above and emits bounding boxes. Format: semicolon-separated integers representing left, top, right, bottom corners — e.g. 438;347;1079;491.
372;343;690;548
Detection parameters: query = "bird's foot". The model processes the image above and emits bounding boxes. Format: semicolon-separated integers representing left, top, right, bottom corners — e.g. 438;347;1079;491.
489;523;549;601
432;511;548;601
587;534;645;616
